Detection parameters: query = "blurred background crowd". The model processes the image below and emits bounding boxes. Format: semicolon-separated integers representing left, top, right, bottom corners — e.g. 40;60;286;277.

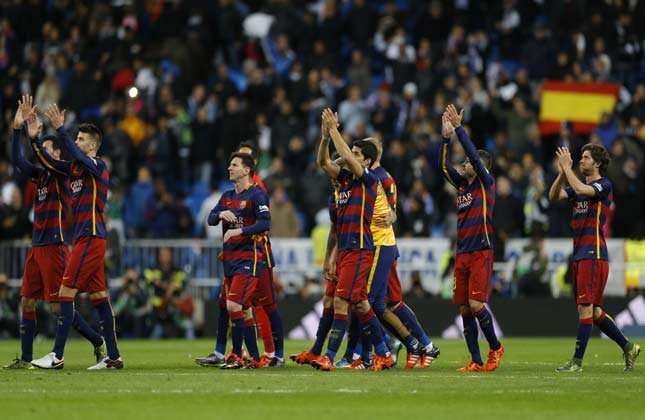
0;1;644;338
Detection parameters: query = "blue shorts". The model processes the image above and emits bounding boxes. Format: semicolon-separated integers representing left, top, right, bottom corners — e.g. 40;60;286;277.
366;245;398;307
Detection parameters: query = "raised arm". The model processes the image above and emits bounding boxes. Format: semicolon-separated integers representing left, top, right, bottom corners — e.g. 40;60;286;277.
438;112;465;188
548;168;569;201
556;147;597;197
446;104;493;185
317;112;341;179
45;104;104;177
26;113;71;177
11;98;41;178
324;108;364;178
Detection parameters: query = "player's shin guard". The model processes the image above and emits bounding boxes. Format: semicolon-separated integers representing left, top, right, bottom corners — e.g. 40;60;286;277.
325;313;349;361
73;310;103;347
244;319;260;361
474;306;501;350
215;306;229;355
359;309;388;357
93;298;120;360
462;314;483;365
265;305;284;359
394;303;432;348
230;311;245;357
312;308;334;355
573;317;593;360
595;311;628;349
20;311;37;362
53;299;74;359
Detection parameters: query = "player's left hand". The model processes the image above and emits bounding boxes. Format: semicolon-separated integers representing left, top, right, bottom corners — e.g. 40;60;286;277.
44;104;65;129
223;228;242;242
374;214;393;228
556;146;573;169
26;113;42;139
446;104;464;127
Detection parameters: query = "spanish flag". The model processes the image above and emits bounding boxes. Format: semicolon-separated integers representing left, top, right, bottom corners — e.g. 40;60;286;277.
539;81;619;135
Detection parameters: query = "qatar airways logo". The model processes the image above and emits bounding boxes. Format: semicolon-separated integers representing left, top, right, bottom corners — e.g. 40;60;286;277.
231;216;245;229
37;186;48;202
456;192;473;210
574;201;589;215
70;179;83;194
337;191;351;205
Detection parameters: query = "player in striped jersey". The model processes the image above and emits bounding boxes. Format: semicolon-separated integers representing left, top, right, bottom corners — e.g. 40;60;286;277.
207;153;270;369
30;104;122;370
365;137;439;369
440;105;504;372
3;97;105;370
311;108;393;372
550;144;640;372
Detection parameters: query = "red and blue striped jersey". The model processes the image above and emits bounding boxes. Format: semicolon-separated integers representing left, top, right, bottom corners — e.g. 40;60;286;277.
565;178;613;261
208;184;271;277
335;168;378;250
12;129;68;246
439;126;495;254
253;176;274;269
31;127;108;240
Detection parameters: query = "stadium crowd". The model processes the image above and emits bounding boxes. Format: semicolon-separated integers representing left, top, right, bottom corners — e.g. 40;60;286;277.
1;0;643;247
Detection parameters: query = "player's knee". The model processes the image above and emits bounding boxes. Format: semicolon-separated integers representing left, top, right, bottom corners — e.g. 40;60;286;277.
89;290;108;302
243;308;254;320
21;297;36;312
460;305;473;317
226;300;242;314
387;301;402;312
577;304;593;318
592;306;604;319
322;295;333;309
333;297;349;315
468;299;483;314
49;302;60;315
353;300;370;315
59;285;78;299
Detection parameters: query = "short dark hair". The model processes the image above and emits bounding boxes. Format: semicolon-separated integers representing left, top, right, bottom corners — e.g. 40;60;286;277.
353;140;378;168
229;152;256;177
78;123;102;146
237;141;258;159
582;143;610;174
477;150;492;171
42;134;63;153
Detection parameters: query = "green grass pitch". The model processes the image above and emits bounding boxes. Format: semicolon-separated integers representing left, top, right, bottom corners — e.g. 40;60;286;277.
1;338;642;420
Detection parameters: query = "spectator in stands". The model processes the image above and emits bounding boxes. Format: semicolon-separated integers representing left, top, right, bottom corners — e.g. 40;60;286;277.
0;188;31;240
0;273;19;338
270;182;298;238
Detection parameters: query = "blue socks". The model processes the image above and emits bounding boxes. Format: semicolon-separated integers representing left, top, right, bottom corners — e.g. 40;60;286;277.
73;310;103;347
462;314;483;365
313;308;334;355
474;307;501;350
325;314;349;361
53;300;74;359
395;303;432;347
359;310;388;357
244;319;260;361
342;314;360;360
266;308;284;359
230;311;245;357
595;312;628;349
94;299;120;360
20;311;36;362
573;317;593;360
215;306;229;355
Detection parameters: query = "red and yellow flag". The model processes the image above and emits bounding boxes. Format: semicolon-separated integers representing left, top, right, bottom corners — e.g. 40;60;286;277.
539;81;619;135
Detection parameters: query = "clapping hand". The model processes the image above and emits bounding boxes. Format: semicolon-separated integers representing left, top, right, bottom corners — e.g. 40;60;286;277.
445;104;464;128
555;146;573;170
441;112;455;138
44;104;65;129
